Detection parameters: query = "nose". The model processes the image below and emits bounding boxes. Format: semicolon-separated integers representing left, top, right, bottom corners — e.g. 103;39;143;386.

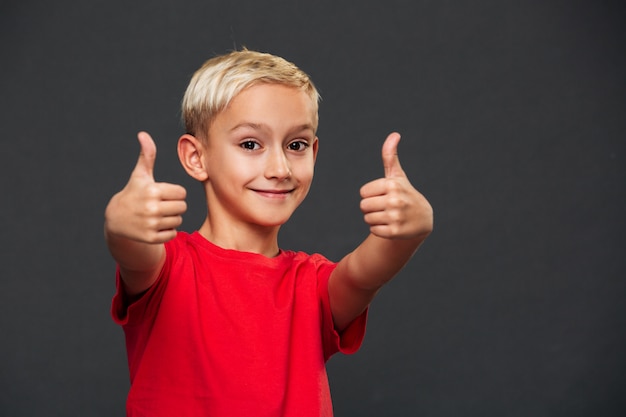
265;147;291;180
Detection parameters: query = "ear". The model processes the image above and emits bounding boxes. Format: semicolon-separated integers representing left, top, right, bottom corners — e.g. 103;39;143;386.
177;134;209;181
312;136;319;163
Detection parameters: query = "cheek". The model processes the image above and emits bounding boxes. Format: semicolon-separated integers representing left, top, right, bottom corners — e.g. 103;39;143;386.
293;162;315;185
207;153;254;181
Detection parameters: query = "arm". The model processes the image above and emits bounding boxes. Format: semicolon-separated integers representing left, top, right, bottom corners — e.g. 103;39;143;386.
328;133;433;331
104;132;187;295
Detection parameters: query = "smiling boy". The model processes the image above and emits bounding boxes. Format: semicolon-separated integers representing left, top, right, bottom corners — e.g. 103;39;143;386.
104;50;433;417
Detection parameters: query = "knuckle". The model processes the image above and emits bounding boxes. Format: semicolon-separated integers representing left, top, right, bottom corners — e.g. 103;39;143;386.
145;217;160;230
144;184;161;199
387;195;402;209
144;201;160;216
145;234;159;244
388;209;402;223
371;225;391;239
385;178;401;192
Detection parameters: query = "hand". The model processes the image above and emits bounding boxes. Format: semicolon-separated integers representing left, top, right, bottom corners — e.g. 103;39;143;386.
104;132;187;243
359;132;433;240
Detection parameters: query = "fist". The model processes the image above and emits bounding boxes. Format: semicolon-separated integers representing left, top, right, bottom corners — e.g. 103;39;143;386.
359;133;433;240
104;132;188;243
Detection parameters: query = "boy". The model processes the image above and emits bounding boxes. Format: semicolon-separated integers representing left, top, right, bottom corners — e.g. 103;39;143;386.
105;50;433;417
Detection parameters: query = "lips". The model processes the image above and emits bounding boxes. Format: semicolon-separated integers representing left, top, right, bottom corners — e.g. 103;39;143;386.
251;188;294;198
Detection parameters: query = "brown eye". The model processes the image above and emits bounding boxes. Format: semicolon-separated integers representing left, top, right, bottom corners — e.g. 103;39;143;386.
240;140;260;150
287;141;308;151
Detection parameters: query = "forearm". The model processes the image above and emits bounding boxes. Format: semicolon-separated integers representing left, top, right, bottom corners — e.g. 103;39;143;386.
104;224;165;295
340;233;425;290
329;233;427;331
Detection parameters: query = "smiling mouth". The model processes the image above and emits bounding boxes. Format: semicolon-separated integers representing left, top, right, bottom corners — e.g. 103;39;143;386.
251;188;294;198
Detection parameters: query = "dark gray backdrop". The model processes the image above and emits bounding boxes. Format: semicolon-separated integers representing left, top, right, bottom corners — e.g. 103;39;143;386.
1;1;624;416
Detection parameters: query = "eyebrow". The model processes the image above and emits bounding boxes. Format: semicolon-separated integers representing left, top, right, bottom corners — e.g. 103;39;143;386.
230;122;316;135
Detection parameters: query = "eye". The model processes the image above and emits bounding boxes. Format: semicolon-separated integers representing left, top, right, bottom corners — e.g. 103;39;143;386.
287;140;309;152
240;140;260;151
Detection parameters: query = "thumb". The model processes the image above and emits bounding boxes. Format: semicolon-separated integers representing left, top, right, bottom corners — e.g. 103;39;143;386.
133;131;157;178
382;132;404;178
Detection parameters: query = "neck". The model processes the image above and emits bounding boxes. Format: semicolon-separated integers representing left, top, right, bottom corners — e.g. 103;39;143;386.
198;217;281;257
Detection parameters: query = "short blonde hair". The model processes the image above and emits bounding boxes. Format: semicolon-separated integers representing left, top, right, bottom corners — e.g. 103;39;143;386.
182;49;320;140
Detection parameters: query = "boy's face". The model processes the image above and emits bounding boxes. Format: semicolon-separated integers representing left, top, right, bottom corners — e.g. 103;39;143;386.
201;83;319;229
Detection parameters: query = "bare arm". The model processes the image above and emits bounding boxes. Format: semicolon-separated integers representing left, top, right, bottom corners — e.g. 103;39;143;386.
104;132;187;295
329;133;433;331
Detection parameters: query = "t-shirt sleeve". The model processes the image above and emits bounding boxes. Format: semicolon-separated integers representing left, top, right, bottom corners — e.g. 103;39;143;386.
110;240;176;326
316;258;368;362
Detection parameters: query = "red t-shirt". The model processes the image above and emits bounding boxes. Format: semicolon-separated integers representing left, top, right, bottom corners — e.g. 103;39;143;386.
112;232;367;417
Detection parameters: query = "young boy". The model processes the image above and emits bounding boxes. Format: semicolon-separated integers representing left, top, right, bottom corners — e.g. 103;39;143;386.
105;50;433;417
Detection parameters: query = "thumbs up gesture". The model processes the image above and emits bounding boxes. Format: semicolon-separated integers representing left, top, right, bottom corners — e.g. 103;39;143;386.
104;132;188;244
359;133;433;240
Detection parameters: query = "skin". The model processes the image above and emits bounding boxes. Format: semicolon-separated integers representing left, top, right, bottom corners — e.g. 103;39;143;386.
104;83;433;332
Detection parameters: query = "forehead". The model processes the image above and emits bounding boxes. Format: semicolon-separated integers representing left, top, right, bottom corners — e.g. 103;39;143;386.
215;83;318;133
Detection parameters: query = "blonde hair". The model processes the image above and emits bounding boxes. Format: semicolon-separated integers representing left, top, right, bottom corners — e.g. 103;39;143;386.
182;49;320;140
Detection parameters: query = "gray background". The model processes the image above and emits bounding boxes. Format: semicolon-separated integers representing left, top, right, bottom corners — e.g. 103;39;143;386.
1;1;625;416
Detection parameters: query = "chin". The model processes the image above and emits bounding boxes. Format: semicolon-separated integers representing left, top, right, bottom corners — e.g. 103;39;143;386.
255;217;292;228
251;211;295;228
